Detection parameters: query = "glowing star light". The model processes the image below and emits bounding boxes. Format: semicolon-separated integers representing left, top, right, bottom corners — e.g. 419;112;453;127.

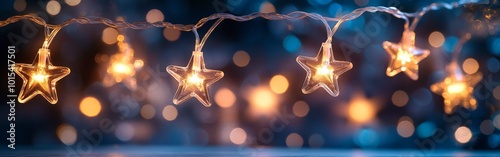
14;48;70;104
296;42;353;97
430;63;482;114
383;30;430;80
167;51;224;107
102;40;143;90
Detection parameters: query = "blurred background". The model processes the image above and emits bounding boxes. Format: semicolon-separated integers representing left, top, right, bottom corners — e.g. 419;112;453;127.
0;0;499;151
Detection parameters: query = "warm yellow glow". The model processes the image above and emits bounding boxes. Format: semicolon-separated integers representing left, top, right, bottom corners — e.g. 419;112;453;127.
140;104;156;120
229;128;247;145
447;82;467;94
455;126;472;143
134;60;144;69
112;63;133;75
146;9;164;23
163;28;181;42
233;50;250;67
46;0;61;16
187;73;204;85
383;30;430;80
348;95;376;124
117;35;125;42
102;28;119;45
79;97;102;117
463;58;479;74
316;65;333;76
65;0;81;6
32;73;47;82
392;90;409;107
162;105;178;121
215;88;236;108
429;31;445;48
249;87;278;115
286;133;304;148
396;51;412;71
292;101;309;117
14;48;71;104
260;1;276;13
397;117;415;138
102;41;141;90
431;70;482;114
57;124;77;145
269;75;289;94
166;51;224;107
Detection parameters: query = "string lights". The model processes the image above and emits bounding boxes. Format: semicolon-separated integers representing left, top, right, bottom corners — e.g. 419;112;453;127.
296;42;353;97
102;35;144;90
383;30;430;80
430;34;483;114
1;0;490;114
13;27;70;104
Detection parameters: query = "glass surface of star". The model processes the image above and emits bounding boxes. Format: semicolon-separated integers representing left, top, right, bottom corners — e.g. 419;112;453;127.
383;30;430;80
14;48;70;104
296;42;353;97
167;51;224;107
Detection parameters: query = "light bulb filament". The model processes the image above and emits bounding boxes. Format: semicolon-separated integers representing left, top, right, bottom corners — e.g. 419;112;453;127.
33;73;47;82
187;73;204;85
447;82;467;94
397;51;411;64
316;65;332;76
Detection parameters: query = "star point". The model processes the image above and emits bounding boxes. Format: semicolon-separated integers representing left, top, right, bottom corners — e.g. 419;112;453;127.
167;51;224;107
384;30;430;80
14;48;70;104
296;42;352;97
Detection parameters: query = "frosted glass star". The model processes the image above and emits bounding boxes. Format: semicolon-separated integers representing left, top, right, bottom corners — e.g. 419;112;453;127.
296;42;353;97
14;48;70;104
383;30;430;80
167;51;224;107
431;64;482;114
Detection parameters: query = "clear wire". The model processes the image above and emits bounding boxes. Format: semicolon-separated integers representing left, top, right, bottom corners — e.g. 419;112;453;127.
0;1;486;49
198;18;225;51
192;28;200;51
1;1;484;31
452;33;472;62
407;0;488;31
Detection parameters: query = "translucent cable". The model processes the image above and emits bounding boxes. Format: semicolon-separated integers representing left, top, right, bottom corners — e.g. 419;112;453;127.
452;33;472;62
198;18;225;51
43;26;62;49
325;6;410;29
0;1;486;46
408;0;488;31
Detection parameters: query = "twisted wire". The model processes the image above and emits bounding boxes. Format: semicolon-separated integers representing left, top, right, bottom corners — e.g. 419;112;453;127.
0;1;485;36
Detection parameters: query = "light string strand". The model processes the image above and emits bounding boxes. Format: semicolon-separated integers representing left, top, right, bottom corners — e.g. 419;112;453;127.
1;1;485;33
2;0;490;110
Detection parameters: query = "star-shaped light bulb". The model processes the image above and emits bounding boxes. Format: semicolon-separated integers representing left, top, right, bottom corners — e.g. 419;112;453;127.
383;30;430;80
167;51;224;107
102;41;143;90
296;42;353;97
430;63;482;114
14;48;70;104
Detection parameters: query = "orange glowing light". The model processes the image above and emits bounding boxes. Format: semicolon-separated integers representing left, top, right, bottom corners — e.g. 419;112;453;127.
347;93;377;124
79;96;102;117
248;87;278;115
383;30;430;80
14;48;70;104
102;39;143;90
431;63;482;114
